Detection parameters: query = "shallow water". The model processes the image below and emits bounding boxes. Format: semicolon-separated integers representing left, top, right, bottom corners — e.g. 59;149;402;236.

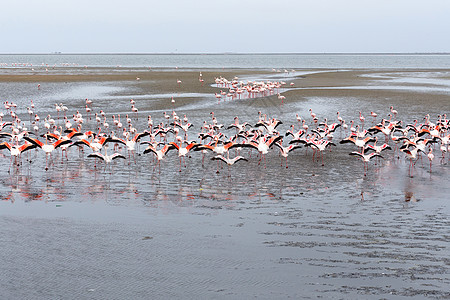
2;53;450;69
0;68;449;299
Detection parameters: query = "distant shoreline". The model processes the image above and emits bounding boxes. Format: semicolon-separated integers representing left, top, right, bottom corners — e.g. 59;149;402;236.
1;52;450;56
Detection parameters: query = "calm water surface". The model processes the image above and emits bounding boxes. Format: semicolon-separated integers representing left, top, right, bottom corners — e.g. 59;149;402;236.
1;53;450;69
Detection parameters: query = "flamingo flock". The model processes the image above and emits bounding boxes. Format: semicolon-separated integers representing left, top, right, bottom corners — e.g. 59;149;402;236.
213;76;287;101
0;95;448;178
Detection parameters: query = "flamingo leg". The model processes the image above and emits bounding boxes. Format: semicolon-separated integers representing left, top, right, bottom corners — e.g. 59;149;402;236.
8;157;13;173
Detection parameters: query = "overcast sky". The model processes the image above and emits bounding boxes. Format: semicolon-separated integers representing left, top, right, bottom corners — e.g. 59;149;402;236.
1;0;449;53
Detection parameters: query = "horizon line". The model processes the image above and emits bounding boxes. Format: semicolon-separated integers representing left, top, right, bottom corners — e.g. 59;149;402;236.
1;52;450;55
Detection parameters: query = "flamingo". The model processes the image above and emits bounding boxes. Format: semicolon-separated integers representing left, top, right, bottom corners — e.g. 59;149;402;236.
359;111;365;129
131;104;139;119
71;136;110;152
143;143;175;171
306;139;336;166
87;146;126;172
85;105;92;119
0;142;37;172
274;141;301;168
340;136;376;152
337;111;344;124
169;141;200;171
277;93;286;104
255;118;283;135
349;151;384;176
211;154;248;166
401;147;421;177
309;109;318;123
370;111;378;123
237;135;282;167
364;137;392;154
390;106;398;119
427;148;434;173
195;139;237;155
55;103;61;119
23;136;72;170
227;117;249;133
285;125;305;140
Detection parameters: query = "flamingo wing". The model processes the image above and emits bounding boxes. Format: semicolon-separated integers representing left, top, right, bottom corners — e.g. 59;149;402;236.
287;144;302;152
23;136;44;148
211;155;227;164
162;144;176;154
110;153;126;160
18;143;37;153
52;139;72;149
143;145;157;155
70;139;90;148
168;142;180;150
339;137;355;145
87;152;106;161
369;153;384;160
0;142;11;151
195;144;214;152
233;156;248;164
267;135;283;148
133;131;150;142
106;137;126;145
186;143;199;151
349;151;364;159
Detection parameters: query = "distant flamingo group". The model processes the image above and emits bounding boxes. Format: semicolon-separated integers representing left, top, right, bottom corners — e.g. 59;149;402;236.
213;76;288;101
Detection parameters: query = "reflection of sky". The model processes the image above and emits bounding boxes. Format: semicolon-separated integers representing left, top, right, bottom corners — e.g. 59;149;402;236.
361;71;450;88
298;85;450;94
1;143;448;215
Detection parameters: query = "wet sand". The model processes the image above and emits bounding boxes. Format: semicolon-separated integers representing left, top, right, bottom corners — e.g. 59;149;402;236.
0;67;449;299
